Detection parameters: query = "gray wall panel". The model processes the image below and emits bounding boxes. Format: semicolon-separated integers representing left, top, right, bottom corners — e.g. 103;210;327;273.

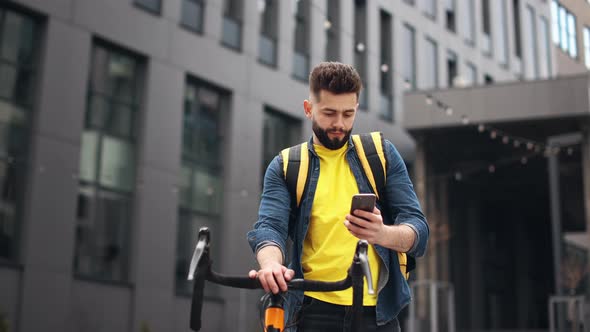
139;60;184;173
35;18;90;143
13;0;72;19
72;280;132;332
73;0;169;59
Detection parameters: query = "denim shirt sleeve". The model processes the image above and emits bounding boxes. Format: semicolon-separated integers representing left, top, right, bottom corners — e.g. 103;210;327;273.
246;155;291;260
383;140;429;257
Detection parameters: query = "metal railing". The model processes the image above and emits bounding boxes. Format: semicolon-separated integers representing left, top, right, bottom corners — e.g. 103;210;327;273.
408;280;456;332
549;295;587;332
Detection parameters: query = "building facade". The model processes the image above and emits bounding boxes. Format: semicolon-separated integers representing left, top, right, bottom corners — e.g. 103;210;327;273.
0;0;560;331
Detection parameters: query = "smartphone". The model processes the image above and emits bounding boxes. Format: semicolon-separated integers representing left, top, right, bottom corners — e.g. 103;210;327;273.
350;193;376;215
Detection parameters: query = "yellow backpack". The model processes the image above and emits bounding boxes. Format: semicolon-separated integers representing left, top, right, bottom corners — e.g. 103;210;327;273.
280;132;414;279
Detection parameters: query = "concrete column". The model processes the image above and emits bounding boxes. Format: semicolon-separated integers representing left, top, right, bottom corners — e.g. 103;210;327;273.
19;18;91;332
130;60;184;332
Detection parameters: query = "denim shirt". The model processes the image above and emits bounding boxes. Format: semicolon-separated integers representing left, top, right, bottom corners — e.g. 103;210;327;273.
247;136;429;327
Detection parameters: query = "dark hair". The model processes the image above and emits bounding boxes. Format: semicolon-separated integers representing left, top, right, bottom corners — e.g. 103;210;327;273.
308;62;362;101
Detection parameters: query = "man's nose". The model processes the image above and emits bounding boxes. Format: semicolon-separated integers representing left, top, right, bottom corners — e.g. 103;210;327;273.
333;113;345;128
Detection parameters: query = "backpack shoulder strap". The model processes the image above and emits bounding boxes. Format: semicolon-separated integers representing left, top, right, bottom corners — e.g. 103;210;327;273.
351;132;386;199
280;142;309;207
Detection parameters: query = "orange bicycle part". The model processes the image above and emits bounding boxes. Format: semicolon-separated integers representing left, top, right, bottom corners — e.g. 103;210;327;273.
264;306;284;332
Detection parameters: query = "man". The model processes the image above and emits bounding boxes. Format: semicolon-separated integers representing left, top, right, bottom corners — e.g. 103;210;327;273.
247;62;428;331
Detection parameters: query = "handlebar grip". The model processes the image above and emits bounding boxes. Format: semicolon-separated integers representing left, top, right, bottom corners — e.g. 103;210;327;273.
288;276;352;292
208;271;262;289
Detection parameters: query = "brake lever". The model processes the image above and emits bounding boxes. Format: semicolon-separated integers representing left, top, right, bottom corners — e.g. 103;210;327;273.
188;227;211;281
355;240;375;295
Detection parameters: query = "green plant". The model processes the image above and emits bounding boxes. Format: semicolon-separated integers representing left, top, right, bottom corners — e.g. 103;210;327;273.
0;309;9;332
140;321;151;332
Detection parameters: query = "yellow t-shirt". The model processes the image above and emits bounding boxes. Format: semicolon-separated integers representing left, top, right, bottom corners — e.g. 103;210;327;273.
302;143;380;306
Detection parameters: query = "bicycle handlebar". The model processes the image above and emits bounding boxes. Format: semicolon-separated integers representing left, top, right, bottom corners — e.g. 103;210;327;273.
187;227;373;332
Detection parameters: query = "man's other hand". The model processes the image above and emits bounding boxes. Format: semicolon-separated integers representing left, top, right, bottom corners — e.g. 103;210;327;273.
248;263;295;294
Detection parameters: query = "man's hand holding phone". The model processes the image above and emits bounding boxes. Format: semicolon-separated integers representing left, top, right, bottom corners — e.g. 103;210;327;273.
344;193;386;245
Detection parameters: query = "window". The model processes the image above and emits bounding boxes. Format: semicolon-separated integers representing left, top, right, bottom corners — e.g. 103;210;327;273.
175;78;228;294
134;0;161;14
403;24;416;90
464;0;475;45
423;0;436;20
584;27;590;68
525;5;539;78
0;8;40;262
552;1;577;59
513;0;522;58
403;0;416;6
445;0;456;32
293;0;310;81
221;0;243;50
262;107;301;178
354;0;367;109
180;0;205;33
466;62;477;86
482;0;492;55
447;50;458;87
74;42;142;282
325;0;340;61
379;10;393;121
258;0;279;67
424;37;438;89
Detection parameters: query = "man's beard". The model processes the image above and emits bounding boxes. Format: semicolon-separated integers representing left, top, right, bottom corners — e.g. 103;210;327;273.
312;120;352;150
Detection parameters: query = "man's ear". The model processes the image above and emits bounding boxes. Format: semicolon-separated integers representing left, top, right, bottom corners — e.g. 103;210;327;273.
303;99;312;118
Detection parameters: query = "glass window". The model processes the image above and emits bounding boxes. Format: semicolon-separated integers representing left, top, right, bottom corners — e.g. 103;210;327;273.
354;0;367;109
447;50;458;87
325;0;340;61
0;8;39;262
424;37;438;89
176;78;228;293
293;0;310;81
221;0;243;50
258;0;278;66
262;107;301;177
403;24;416;90
134;0;161;14
466;62;477;86
445;0;456;32
567;13;577;58
380;10;393;121
482;0;491;35
482;0;492;55
74;187;132;282
75;42;141;282
180;0;205;33
514;0;522;58
550;2;578;59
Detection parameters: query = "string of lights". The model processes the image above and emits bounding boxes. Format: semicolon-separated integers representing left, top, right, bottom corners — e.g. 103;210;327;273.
305;0;582;181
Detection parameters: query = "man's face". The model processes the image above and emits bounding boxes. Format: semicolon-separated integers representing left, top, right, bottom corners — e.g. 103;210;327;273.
304;90;358;150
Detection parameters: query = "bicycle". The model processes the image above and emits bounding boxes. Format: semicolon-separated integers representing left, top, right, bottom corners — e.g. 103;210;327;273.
187;227;375;332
